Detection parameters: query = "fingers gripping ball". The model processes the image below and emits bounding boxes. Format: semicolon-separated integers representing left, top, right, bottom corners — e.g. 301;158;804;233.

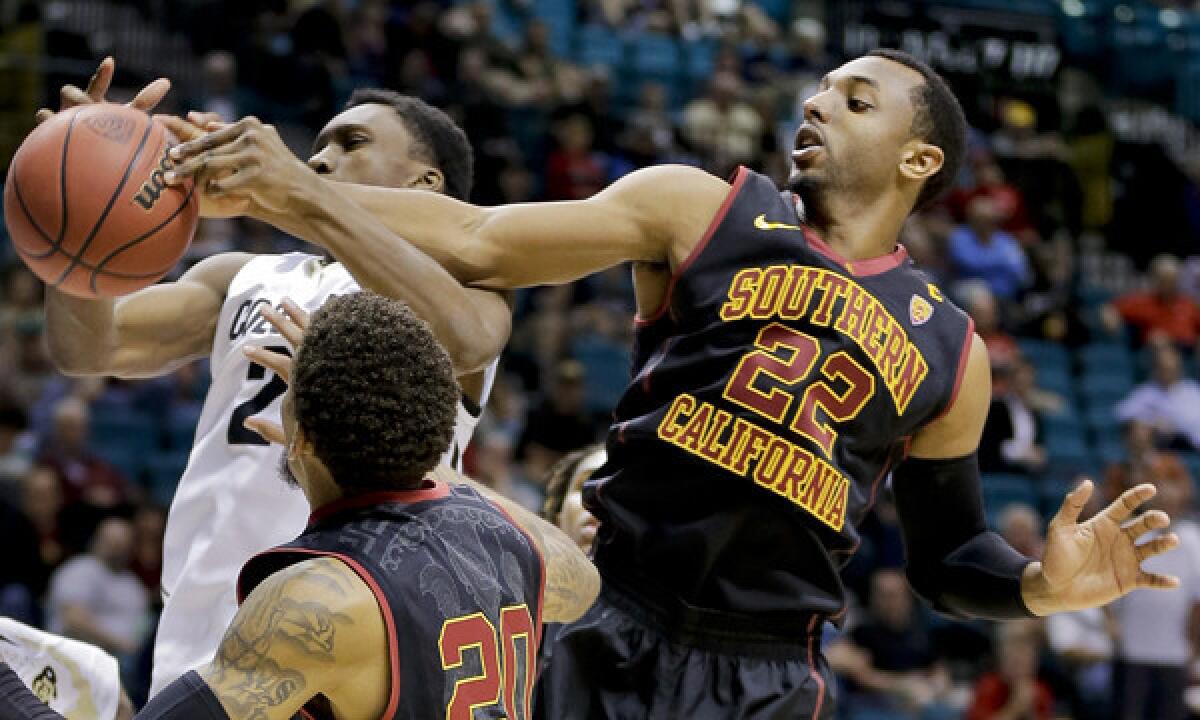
3;104;198;298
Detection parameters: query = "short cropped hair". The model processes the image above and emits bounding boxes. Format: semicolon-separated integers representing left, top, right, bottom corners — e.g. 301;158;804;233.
345;88;475;201
867;48;966;211
293;292;459;493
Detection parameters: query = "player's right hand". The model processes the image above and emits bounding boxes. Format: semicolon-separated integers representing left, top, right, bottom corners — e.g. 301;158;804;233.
35;56;170;124
241;299;310;445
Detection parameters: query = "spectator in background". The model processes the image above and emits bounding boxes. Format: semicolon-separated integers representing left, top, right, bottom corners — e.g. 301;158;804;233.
834;569;952;716
47;517;149;659
541;444;605;553
980;359;1048;475
999;504;1044;559
968;620;1055;720
545;113;618;200
0;402;32;504
20;466;64;585
473;432;543;512
1110;453;1199;720
130;505;166;598
37;397;129;510
949;195;1032;302
1068;106;1115;234
1114;342;1200;452
517;359;599;481
1017;240;1090;347
966;159;1037;245
681;70;763;176
195;51;240;126
1103;254;1200;348
960;281;1020;372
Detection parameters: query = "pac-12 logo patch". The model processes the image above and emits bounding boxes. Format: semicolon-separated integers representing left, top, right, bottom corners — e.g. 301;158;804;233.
909;295;934;326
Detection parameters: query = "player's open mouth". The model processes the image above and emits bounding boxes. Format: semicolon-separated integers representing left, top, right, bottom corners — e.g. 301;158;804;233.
792;125;824;166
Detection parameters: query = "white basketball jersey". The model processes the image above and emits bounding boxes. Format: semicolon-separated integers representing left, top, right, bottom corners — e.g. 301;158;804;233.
150;253;496;696
0;618;121;720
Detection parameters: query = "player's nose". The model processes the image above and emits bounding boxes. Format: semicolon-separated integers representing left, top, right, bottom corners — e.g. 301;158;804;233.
306;152;333;175
802;91;829;125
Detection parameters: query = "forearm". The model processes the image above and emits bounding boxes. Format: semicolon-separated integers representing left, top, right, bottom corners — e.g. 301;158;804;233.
266;180;486;286
268;178;501;373
894;454;1034;620
44;289;118;375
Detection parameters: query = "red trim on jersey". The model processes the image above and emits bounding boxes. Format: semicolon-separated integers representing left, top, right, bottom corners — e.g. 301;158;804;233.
235;548;402;720
931;317;976;423
635;166;750;326
482;497;546;649
308;479;450;526
800;225;909;277
806;614;826;719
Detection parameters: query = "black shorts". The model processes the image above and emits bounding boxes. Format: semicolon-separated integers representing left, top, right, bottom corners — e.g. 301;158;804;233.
534;584;836;720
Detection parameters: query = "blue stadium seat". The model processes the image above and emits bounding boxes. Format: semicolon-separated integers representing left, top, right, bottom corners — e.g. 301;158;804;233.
1045;430;1092;468
1076;284;1114;308
1035;367;1074;398
1179;453;1200;486
682;38;718;80
572;338;631;414
576;25;624;68
92;444;144;486
748;0;791;23
630;34;680;78
167;408;201;451
90;409;158;456
1042;413;1084;440
1078;342;1134;376
1078;372;1133;400
981;473;1039;515
145;451;189;507
1018;338;1070;372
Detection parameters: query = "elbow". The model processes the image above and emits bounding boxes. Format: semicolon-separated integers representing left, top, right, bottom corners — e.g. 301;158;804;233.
46;336;107;376
556;564;602;624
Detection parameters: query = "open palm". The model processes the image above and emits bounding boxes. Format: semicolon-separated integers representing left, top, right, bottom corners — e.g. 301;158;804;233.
1030;480;1180;614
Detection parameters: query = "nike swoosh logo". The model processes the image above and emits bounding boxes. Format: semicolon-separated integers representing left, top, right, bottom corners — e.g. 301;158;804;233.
754;214;803;231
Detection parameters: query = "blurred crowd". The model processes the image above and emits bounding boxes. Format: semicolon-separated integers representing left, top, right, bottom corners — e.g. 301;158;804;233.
4;0;1200;717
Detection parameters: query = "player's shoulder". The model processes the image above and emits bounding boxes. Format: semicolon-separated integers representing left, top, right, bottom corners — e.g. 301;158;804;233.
249;556;379;624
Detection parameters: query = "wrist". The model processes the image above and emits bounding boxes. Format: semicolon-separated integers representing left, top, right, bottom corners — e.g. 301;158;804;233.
1020;561;1056;616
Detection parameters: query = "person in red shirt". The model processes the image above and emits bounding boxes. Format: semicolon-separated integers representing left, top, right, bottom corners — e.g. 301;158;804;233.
968;620;1055;720
1104;254;1200;348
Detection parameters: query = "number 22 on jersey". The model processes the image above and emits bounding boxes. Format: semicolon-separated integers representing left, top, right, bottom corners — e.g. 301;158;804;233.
439;605;535;720
724;323;874;459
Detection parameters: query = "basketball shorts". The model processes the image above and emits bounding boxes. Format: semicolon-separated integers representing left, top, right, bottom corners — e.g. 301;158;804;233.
534;583;836;720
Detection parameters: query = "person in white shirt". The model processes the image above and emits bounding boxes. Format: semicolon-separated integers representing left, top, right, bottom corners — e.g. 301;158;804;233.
1115;342;1200;452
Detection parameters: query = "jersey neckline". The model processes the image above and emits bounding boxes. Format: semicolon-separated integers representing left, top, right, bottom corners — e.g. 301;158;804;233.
790;194;909;277
307;479;450;526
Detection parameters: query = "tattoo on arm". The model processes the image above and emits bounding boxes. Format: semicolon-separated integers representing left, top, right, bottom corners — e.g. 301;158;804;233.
208;562;354;720
540;530;602;623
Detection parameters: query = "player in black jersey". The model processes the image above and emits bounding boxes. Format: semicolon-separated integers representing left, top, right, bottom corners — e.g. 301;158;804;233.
0;292;599;720
172;50;1181;719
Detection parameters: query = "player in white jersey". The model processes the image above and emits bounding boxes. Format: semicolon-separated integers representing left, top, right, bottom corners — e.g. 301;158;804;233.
0;618;129;720
40;60;511;696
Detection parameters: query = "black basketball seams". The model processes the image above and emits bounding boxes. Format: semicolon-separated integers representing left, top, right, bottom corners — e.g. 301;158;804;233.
51;116;155;287
89;179;196;293
11;177;58;259
11;239;175;280
55;111;78;257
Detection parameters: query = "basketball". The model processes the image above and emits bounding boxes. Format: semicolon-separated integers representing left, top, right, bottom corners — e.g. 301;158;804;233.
3;103;198;298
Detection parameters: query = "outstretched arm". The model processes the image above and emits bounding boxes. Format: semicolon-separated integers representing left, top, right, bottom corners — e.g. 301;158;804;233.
895;334;1179;619
166;118;729;290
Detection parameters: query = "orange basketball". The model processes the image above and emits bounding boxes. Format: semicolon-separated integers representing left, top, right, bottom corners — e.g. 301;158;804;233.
3;103;198;298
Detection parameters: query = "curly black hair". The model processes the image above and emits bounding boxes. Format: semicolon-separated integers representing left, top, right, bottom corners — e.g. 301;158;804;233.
292;292;459;493
867;48;966;211
345;88;475;201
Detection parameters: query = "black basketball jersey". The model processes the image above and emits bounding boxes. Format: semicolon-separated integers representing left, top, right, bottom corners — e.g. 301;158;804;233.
588;167;973;635
236;479;545;720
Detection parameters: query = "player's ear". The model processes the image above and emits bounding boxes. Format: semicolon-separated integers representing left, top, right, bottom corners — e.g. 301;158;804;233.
899;140;943;182
411;168;444;194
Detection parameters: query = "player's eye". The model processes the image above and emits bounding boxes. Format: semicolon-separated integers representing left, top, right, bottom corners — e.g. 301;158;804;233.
344;135;369;150
848;98;872;112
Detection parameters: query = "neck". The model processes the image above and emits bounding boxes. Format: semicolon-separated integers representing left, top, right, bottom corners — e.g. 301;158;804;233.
807;192;909;262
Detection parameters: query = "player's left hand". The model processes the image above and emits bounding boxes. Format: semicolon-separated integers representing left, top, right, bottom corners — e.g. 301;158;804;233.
241;298;310;445
1022;479;1181;615
165;115;312;218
